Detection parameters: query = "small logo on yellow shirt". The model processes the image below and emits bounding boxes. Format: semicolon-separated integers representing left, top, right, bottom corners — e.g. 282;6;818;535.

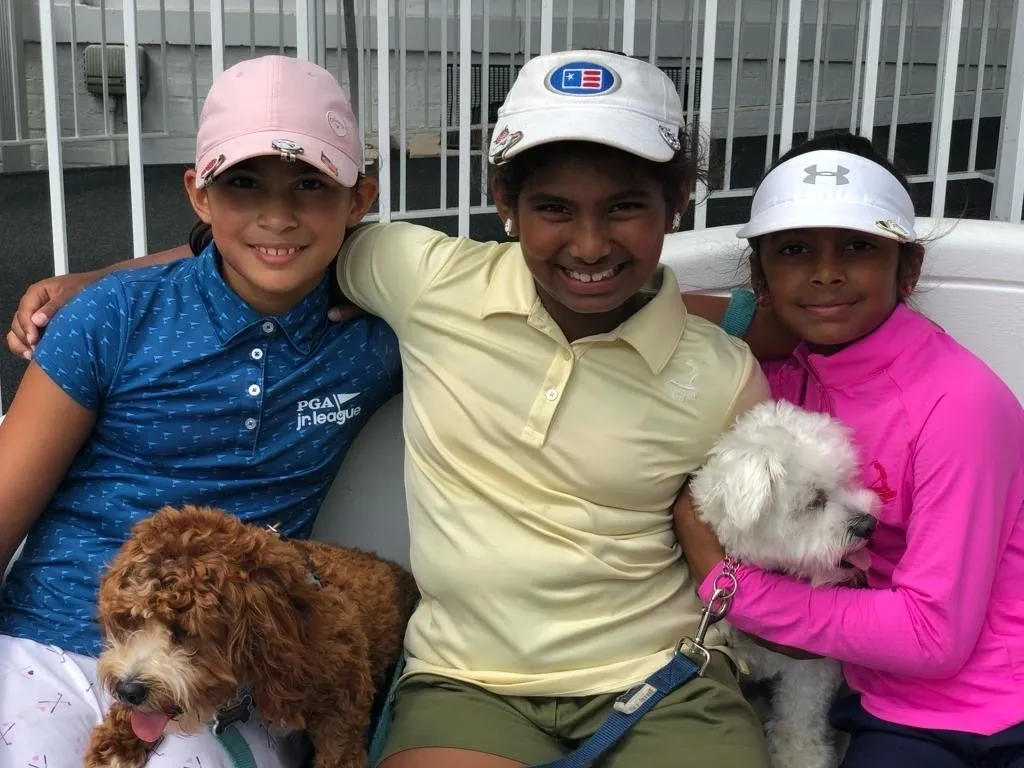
667;361;700;402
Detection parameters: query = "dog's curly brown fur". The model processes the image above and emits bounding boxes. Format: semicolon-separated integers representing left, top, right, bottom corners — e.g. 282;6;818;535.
84;504;418;768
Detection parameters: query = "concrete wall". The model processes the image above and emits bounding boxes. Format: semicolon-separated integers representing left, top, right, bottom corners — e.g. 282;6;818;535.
4;0;1016;169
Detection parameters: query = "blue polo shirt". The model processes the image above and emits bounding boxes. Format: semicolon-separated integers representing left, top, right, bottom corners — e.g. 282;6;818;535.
0;245;401;656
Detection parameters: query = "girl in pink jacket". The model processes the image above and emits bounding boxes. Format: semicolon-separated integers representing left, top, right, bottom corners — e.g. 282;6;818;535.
677;133;1024;768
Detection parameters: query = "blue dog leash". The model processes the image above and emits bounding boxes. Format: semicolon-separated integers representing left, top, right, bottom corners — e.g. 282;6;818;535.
532;565;739;768
531;640;706;768
368;646;703;768
368;566;738;768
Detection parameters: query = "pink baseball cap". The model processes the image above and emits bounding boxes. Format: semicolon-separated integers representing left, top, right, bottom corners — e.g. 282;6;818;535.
194;55;362;189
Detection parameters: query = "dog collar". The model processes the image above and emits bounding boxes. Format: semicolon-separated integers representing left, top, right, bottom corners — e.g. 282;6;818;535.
211;683;254;735
210;684;258;768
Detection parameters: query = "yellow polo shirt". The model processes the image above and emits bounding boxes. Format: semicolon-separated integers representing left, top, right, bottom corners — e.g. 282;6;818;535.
338;222;769;696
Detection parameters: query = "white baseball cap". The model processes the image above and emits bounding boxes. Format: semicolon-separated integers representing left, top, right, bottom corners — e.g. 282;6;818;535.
736;149;918;242
488;50;685;165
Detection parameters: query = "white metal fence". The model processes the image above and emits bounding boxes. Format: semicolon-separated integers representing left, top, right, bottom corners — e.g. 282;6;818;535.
3;0;1024;416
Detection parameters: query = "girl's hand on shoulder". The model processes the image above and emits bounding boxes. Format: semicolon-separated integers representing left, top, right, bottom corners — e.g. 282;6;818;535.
326;254;366;324
327;302;366;324
7;271;104;359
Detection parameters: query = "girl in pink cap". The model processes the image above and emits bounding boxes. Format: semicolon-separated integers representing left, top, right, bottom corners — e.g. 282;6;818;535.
0;55;393;767
7;49;798;768
677;133;1024;768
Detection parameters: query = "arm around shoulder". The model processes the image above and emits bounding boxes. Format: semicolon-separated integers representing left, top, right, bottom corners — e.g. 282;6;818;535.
7;245;191;359
682;290;799;361
336;222;467;329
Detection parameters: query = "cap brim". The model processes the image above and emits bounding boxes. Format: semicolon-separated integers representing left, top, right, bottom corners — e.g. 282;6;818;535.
488;107;679;165
736;200;917;242
195;129;361;188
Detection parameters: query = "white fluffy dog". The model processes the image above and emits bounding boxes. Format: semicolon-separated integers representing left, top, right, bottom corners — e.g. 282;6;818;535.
690;399;880;768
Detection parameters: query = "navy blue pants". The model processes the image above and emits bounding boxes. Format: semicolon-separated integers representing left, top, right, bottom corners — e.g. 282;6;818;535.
831;695;1024;768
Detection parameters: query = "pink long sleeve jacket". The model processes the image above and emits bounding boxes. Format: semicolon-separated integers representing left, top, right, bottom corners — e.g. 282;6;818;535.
699;303;1024;735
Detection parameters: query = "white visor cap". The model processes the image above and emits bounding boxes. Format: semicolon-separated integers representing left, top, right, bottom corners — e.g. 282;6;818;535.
736;149;917;243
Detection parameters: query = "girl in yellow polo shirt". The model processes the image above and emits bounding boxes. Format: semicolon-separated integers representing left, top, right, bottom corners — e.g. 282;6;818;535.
336;50;773;768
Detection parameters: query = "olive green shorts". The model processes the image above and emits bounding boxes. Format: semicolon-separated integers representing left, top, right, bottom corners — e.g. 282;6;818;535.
379;653;771;767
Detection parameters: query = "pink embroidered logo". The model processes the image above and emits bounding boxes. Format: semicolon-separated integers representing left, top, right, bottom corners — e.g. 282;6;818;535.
868;460;897;503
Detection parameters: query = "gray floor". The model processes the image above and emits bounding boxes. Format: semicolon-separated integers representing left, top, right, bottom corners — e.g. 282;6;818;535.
0;120;1002;411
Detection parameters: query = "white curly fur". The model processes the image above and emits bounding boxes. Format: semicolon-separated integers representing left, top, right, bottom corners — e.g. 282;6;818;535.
690;400;880;768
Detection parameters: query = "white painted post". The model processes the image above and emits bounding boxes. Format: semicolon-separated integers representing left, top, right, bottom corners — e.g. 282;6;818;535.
991;0;1024;222
37;0;69;277
858;0;885;138
457;0;472;235
693;0;717;230
621;0;636;56
210;0;225;74
930;0;964;218
123;0;148;257
376;0;391;222
778;0;803;156
541;0;554;55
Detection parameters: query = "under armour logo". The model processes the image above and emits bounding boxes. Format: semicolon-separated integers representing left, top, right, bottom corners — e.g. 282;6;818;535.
804;164;850;185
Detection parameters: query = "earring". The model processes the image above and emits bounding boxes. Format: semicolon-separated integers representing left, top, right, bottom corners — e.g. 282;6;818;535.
504;218;514;238
671;212;682;232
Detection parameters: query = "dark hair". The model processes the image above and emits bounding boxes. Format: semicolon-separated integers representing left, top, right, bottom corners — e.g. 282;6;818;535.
189;220;213;256
748;131;924;300
772;131;914;194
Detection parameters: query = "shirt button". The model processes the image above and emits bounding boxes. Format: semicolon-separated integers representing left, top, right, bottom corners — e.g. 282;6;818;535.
563;350;571;360
244;418;258;431
261;321;276;334
248;384;261;397
546;387;558;401
251;348;264;361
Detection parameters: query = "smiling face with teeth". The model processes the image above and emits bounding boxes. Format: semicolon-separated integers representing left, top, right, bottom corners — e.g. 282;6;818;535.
494;143;688;342
184;156;376;315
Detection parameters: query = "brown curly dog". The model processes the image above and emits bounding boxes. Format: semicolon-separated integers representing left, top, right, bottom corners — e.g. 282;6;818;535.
84;504;418;768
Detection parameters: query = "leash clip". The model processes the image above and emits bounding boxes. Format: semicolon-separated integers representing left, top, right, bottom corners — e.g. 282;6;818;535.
676;637;712;677
675;557;741;678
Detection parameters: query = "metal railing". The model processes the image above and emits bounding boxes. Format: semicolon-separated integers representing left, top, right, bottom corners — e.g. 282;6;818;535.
3;0;1024;416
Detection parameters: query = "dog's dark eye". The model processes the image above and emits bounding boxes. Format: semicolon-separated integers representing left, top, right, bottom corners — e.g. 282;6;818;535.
810;491;828;508
169;622;188;644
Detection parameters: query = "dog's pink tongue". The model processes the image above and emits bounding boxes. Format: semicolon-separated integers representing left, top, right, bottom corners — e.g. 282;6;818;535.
130;711;170;743
845;547;872;571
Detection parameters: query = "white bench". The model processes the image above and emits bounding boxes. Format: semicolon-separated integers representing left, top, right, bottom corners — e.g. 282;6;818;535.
312;217;1024;563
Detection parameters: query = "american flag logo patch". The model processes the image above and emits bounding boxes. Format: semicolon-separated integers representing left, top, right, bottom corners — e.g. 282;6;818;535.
562;68;604;90
546;61;618;96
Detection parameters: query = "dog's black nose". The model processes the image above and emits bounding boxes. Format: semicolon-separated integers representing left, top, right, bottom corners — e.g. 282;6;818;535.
849;514;877;539
115;678;149;706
